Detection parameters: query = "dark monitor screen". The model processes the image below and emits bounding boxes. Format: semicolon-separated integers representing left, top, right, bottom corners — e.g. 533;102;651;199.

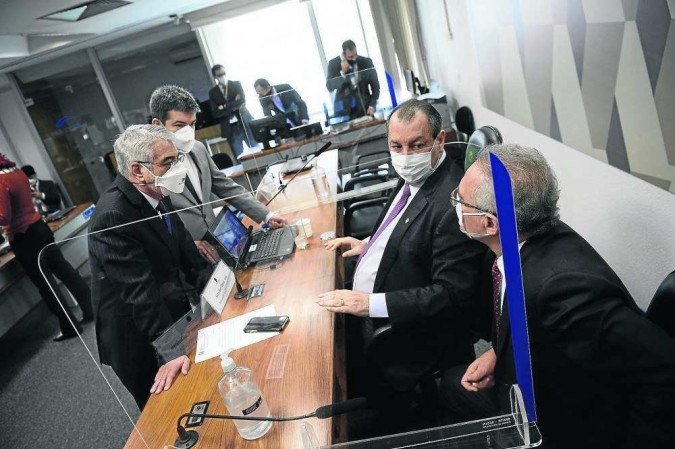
249;115;291;148
196;100;218;130
211;208;249;258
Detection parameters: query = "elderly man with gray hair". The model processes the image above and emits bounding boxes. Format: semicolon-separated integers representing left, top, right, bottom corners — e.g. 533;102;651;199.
89;124;210;409
442;144;675;448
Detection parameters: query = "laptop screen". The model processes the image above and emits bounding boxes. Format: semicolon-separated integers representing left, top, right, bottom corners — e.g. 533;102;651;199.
211;209;248;258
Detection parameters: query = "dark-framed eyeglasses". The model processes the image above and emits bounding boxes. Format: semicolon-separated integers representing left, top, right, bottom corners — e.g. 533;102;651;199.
450;187;493;214
136;153;185;169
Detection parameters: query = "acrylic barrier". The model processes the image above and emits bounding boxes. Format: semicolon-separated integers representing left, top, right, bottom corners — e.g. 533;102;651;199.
37;147;541;448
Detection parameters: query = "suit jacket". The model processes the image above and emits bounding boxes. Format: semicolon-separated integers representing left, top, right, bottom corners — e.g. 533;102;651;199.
169;141;268;241
479;221;675;449
208;80;251;139
38;179;62;213
258;84;309;127
326;55;380;117
88;175;209;383
369;154;486;390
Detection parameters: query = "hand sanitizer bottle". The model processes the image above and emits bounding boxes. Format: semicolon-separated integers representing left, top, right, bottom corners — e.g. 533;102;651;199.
218;355;272;440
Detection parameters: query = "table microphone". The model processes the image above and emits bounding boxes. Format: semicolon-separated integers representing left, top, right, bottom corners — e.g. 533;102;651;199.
264;141;332;207
174;397;367;448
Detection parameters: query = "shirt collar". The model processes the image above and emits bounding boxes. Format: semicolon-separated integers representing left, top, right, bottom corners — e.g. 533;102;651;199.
495;241;526;277
139;190;160;210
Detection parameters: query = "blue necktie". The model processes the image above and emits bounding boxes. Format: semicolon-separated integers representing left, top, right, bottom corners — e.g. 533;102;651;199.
156;201;172;235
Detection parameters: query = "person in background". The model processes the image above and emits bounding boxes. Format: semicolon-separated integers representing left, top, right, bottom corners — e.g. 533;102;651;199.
0;154;92;341
254;78;309;127
89;125;210;409
208;64;254;159
442;144;675;449
326;39;380;120
20;164;63;214
149;85;286;265
318;100;485;433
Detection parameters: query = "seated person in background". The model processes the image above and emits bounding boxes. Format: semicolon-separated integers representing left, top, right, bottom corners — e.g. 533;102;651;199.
254;78;309;127
149;85;286;264
89;125;211;409
208;64;253;159
20;164;63;214
318;99;485;433
326;39;380;119
1;154;92;341
442;144;675;449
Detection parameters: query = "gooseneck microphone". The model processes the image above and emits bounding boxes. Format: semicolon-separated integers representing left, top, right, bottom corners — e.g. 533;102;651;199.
263;141;332;207
174;397;367;448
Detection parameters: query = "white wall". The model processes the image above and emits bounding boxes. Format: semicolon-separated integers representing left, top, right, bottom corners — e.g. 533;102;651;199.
416;0;675;309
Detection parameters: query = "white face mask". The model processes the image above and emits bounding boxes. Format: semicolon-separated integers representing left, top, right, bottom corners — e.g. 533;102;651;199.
455;200;491;239
143;163;187;196
173;125;196;154
390;141;439;186
217;75;227;85
29;177;38;187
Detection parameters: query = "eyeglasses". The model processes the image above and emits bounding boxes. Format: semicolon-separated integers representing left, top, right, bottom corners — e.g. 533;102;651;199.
450;187;493;214
137;153;185;169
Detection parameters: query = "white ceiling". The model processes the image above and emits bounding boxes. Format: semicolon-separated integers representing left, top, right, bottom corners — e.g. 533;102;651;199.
0;0;229;69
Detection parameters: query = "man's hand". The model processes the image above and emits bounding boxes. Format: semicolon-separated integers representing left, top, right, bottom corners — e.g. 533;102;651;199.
316;290;369;317
323;237;366;257
267;215;287;229
150;355;190;394
366;106;375;116
31;191;43;199
340;59;350;74
194;240;219;264
461;347;496;392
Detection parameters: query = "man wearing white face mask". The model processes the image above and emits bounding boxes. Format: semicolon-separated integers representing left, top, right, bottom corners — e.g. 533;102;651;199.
89;125;211;409
319;100;485;431
149;85;286;265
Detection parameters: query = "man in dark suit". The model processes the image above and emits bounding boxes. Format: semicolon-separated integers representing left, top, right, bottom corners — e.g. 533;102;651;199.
254;78;309;127
20;165;63;214
89;124;210;409
319;100;485;430
441;144;675;448
208;64;254;158
326;39;380;120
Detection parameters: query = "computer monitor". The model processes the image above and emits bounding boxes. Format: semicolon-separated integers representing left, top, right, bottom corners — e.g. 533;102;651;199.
249;115;291;149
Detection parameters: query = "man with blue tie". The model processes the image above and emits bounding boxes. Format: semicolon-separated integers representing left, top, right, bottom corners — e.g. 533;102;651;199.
254;78;309;127
89;125;210;409
318;99;485;431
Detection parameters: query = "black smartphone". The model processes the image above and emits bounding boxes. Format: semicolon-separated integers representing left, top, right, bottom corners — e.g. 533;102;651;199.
243;316;290;333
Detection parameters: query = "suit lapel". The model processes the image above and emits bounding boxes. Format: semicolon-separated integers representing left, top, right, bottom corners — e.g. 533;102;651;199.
495;295;511;359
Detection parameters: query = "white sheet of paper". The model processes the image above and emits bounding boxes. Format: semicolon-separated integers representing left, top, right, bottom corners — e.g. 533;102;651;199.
200;261;234;315
195;304;278;363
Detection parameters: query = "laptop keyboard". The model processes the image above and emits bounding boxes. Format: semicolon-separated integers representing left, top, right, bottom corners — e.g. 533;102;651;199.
253;229;284;260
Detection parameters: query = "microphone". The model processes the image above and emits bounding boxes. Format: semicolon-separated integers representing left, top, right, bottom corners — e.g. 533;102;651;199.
264;141;332;207
233;226;253;299
174;397;367;448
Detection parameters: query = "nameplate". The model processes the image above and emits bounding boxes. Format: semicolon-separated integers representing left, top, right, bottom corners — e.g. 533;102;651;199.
200;261;235;315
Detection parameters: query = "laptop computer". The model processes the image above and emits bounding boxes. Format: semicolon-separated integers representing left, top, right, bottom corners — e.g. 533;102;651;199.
208;208;295;268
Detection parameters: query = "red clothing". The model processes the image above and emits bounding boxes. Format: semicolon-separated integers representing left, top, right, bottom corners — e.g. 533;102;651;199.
0;168;41;240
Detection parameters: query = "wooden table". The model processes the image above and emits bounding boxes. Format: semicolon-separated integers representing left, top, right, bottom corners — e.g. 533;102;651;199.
124;151;345;449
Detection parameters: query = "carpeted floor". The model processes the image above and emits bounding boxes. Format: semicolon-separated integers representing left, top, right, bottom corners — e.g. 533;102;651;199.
0;300;141;449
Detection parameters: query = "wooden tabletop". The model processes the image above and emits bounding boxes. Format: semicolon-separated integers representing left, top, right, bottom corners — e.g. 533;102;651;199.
124;151;344;449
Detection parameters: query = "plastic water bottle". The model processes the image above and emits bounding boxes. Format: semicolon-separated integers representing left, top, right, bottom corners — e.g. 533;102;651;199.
310;164;331;203
218;355;272;440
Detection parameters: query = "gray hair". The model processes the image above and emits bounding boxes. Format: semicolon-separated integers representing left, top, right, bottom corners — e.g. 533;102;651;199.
387;99;442;138
114;124;175;177
472;144;560;236
149;85;201;122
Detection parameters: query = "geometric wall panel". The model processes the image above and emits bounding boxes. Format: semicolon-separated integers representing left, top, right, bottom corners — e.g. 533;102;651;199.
469;0;675;192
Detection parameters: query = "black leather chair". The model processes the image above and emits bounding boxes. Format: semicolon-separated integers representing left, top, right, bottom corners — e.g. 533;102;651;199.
211;152;234;170
455;106;475;136
344;196;389;240
464;125;503;170
646;270;675;339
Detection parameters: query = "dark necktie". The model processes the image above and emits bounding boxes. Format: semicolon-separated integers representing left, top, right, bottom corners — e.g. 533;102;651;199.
492;259;503;342
357;183;411;265
156;200;172;235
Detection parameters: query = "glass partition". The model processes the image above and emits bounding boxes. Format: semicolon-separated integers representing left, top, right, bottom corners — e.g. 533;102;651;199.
36;144;540;449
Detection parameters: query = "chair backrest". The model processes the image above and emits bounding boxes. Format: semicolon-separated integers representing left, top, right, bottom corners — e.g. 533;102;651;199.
355;150;391;173
344;197;389;239
646;270;675;339
464;125;503;171
455;106;475;136
211;152;234;170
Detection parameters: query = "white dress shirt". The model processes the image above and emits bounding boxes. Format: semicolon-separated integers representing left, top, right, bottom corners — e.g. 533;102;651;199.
139;190;160;210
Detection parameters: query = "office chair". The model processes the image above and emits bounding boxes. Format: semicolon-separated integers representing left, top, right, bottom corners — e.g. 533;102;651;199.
464;125;503;170
344;196;389;240
211;152;234;170
455;106;475;136
646;270;675;339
